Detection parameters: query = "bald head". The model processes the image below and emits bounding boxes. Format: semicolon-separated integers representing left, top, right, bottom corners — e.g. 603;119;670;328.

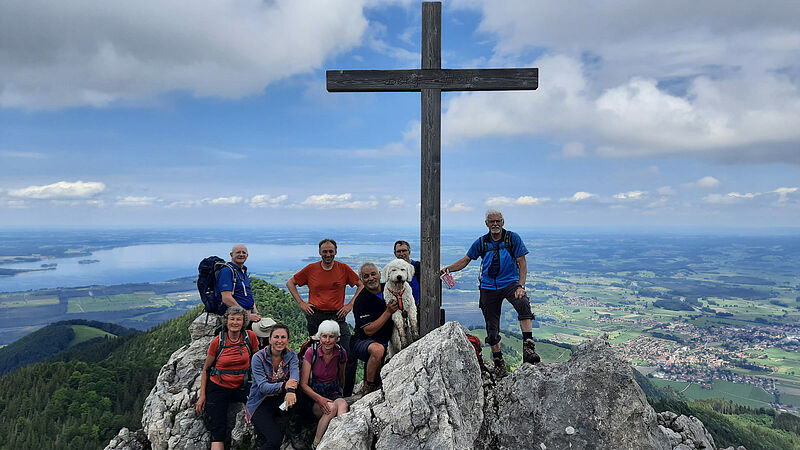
230;244;248;268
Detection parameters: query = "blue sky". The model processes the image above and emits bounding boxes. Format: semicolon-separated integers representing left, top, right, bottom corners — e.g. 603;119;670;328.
1;0;799;229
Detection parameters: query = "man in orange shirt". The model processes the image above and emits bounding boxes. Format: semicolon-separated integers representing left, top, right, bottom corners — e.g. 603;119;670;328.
287;238;363;396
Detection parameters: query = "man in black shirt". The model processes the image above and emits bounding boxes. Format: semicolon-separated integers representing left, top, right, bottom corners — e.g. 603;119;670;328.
351;262;398;394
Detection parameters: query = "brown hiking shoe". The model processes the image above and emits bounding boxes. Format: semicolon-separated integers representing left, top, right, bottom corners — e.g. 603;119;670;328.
493;356;508;377
523;339;541;364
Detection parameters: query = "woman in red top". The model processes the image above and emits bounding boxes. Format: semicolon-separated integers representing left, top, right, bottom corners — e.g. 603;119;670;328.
196;305;259;450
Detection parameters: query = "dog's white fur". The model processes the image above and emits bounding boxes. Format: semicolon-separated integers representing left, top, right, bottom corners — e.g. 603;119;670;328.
382;258;419;357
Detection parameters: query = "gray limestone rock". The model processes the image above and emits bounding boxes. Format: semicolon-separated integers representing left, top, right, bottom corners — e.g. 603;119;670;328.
321;321;484;449
104;427;150;450
477;336;670;450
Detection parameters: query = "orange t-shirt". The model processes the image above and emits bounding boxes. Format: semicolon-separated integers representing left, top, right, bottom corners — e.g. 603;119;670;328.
292;261;359;311
207;330;259;389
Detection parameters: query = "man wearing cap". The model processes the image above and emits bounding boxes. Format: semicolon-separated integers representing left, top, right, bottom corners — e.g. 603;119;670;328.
441;208;539;376
286;238;363;396
218;244;261;324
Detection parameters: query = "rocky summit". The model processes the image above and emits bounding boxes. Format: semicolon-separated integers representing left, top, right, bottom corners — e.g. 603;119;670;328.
106;316;743;450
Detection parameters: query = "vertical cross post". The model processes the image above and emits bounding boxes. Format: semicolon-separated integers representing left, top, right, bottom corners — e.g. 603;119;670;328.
419;1;442;336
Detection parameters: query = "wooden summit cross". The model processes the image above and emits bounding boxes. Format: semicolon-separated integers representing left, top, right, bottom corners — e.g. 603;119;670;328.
327;1;538;336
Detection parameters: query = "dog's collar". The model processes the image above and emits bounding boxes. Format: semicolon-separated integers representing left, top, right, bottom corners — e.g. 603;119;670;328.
387;287;405;311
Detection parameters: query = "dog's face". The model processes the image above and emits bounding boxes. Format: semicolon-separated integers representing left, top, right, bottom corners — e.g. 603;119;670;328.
383;258;413;285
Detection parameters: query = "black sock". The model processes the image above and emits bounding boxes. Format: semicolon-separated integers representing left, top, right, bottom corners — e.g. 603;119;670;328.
492;351;503;359
523;332;533;341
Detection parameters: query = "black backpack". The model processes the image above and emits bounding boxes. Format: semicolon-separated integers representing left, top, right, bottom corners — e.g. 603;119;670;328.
299;338;344;385
478;230;516;280
209;331;254;385
197;256;237;316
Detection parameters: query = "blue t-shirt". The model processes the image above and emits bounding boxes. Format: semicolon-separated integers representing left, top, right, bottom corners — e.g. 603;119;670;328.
216;264;255;310
353;288;392;345
466;230;528;290
409;260;421;305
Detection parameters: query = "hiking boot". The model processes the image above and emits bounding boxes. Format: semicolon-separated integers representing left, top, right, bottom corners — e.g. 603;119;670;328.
523;339;541;364
363;380;381;395
493;356;508;378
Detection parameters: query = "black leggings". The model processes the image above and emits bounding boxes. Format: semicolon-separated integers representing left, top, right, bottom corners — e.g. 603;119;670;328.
250;397;289;450
205;380;248;443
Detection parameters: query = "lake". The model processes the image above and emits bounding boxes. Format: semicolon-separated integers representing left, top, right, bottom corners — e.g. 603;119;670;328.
0;242;388;292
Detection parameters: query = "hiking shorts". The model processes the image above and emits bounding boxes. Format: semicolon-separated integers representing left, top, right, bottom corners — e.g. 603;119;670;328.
349;337;386;362
479;284;533;346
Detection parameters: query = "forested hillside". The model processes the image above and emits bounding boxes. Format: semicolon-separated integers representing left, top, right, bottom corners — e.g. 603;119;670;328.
0;320;139;376
0;278;303;450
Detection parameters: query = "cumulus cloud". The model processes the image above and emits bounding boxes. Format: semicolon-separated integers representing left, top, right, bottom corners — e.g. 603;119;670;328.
250;194;288;208
297;193;377;209
442;1;800;163
7;180;106;199
613;191;646;200
204;196;243;205
561;191;597;202
486;195;549;206
387;198;405;208
0;0;368;109
446;202;473;212
116;196;159;206
684;176;720;189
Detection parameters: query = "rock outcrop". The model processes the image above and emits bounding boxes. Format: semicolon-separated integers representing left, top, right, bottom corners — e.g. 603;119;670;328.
107;316;738;450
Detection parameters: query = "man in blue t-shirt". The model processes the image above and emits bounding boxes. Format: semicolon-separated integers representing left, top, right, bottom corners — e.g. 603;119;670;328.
441;209;539;375
393;240;421;304
351;262;398;395
216;244;261;323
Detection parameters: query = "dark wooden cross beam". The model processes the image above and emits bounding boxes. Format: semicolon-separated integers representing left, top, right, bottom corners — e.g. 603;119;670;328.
327;1;538;336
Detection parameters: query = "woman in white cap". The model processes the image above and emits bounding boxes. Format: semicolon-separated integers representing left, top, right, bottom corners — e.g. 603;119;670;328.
300;320;349;448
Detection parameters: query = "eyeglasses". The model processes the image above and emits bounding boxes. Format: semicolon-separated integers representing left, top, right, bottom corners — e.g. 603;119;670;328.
487;219;503;224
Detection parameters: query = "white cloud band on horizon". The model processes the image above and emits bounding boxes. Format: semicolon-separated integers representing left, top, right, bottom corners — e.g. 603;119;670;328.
7;181;106;199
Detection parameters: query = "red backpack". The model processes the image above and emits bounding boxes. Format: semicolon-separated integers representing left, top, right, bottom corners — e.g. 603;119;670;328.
465;333;486;369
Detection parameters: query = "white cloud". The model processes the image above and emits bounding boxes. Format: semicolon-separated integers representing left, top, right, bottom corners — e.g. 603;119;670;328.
204;196;243;205
297;193;377;209
387;198;405;208
486;195;549;206
613;191;646;200
0;0;369;109
704;192;758;204
7;180;105;199
561;191;597;202
116;196;159;206
684;176;720;189
771;187;799;203
442;2;800;163
164;200;200;208
250;194;288;208
446;202;473;212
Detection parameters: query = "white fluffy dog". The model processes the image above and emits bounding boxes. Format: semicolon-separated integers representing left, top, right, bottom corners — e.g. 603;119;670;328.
382;258;419;357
